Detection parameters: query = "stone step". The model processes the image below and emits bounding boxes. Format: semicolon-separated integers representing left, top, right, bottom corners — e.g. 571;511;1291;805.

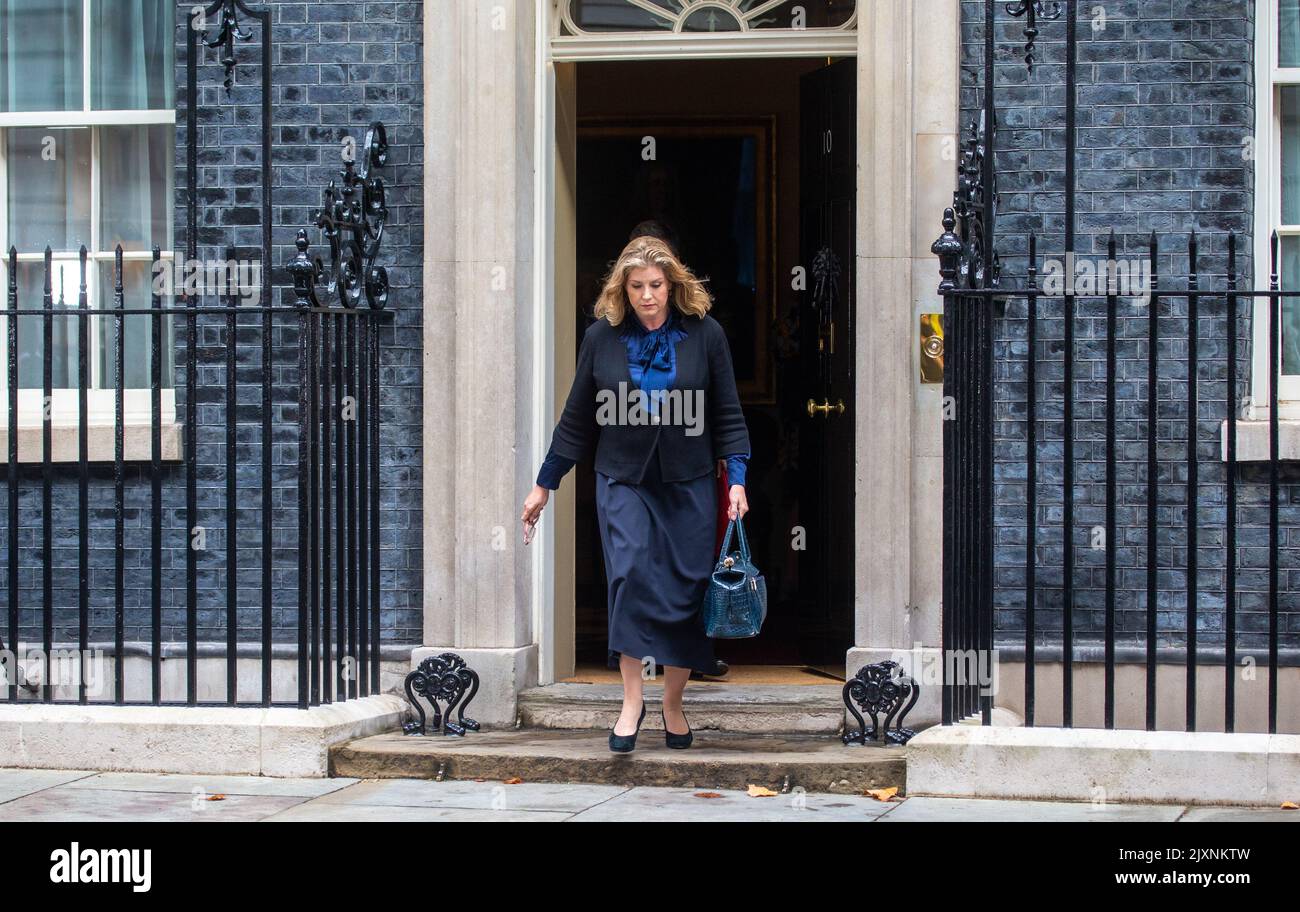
516;682;848;734
331;728;907;794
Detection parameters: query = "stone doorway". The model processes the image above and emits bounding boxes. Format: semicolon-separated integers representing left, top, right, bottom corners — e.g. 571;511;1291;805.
561;56;855;685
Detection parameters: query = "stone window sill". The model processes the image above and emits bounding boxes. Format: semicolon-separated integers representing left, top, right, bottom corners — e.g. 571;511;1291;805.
0;423;184;463
1219;420;1300;462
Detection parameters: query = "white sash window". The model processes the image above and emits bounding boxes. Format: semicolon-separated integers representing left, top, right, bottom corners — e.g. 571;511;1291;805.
0;0;175;429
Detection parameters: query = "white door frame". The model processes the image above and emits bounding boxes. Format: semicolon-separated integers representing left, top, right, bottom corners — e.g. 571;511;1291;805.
529;0;860;685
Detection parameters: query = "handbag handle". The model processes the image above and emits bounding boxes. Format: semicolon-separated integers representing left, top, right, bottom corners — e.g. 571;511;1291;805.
716;516;752;565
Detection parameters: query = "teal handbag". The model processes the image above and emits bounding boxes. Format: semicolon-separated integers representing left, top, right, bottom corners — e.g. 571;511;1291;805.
699;516;767;638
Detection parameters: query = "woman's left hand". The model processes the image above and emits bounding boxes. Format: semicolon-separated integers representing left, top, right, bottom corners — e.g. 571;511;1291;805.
727;484;748;521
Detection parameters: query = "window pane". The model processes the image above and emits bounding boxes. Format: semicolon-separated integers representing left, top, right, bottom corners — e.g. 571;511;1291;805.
1282;87;1300;224
681;7;743;31
10;258;81;389
0;0;83;113
736;0;855;29
92;0;174;110
100;124;174;253
98;259;172;389
5;127;93;253
1283;0;1300;67
569;0;677;31
1283;237;1300;376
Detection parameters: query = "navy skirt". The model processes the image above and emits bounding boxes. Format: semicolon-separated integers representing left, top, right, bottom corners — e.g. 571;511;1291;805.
597;446;717;674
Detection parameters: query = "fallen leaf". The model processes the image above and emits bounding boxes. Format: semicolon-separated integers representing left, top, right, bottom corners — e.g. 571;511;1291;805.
746;784;778;797
864;787;898;802
694;791;724;799
1282;801;1298;810
503;777;523;784
206;794;226;802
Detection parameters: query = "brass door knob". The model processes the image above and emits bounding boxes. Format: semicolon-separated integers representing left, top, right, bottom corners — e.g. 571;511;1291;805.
806;398;846;418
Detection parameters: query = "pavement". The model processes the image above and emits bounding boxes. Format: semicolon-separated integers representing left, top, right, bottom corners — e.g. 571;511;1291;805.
1;768;1297;821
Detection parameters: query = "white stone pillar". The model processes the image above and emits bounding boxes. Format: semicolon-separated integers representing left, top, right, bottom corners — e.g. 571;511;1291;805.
419;0;541;723
848;0;960;725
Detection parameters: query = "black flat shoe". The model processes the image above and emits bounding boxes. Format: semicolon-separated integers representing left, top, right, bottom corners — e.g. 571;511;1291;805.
661;708;693;749
609;700;647;753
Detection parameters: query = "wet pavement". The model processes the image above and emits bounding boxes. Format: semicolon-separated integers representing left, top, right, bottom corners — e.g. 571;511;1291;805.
0;768;1296;821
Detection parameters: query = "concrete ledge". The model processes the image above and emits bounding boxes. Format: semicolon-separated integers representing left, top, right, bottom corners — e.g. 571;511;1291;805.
0;422;183;463
906;724;1300;806
0;695;407;777
1220;418;1300;462
4;650;410;705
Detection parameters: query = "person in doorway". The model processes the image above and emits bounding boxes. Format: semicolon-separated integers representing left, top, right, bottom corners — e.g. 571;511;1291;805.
621;220;737;682
520;235;751;752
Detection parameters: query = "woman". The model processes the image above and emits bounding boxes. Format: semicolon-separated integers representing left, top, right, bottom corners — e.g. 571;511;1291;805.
520;235;751;752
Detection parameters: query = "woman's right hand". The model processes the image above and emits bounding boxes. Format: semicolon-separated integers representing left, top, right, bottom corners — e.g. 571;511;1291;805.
521;484;550;545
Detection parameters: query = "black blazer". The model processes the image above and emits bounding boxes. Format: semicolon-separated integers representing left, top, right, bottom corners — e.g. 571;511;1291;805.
546;311;751;484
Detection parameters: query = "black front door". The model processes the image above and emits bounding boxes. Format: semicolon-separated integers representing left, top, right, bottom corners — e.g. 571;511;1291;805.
798;58;856;668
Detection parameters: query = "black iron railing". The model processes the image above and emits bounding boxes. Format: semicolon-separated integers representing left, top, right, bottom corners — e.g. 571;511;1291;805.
0;0;393;709
934;1;1292;733
937;231;1294;733
1;235;386;708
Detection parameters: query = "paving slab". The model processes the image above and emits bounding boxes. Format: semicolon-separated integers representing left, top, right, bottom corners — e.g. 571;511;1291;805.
310;778;627;812
263;802;571;822
877;797;1187;823
0;786;306;822
332;728;905;794
61;771;358;799
1179;806;1300;822
568;785;898;822
0;769;1290;822
0;768;97;805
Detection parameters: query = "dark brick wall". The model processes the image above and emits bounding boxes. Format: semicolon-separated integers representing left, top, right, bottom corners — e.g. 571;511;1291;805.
4;1;423;648
959;0;1300;654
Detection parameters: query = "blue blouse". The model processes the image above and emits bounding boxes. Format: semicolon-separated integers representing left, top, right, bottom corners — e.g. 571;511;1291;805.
536;309;749;491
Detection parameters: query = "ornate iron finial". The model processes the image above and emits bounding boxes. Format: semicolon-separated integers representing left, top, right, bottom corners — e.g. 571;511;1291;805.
285;229;324;310
1006;1;1062;72
932;208;963;294
936;113;998;292
311;122;391;310
199;0;255;94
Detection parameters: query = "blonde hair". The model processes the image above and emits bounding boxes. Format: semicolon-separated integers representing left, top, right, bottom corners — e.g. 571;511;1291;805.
594;236;712;326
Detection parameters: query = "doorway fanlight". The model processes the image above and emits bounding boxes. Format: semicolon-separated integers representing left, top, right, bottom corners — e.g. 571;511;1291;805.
559;0;856;35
